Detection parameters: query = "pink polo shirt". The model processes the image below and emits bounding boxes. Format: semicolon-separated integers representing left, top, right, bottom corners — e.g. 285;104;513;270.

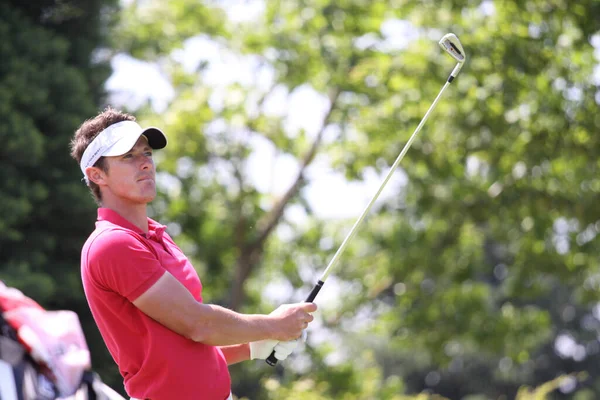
81;208;231;399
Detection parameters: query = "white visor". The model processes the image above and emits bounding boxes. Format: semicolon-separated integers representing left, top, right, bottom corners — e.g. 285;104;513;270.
80;120;167;181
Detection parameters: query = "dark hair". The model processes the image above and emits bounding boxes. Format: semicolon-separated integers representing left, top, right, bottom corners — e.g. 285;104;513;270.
70;106;135;204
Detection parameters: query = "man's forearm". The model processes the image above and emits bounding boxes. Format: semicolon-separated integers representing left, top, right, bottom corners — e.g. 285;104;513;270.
219;344;250;365
132;272;314;346
191;304;275;346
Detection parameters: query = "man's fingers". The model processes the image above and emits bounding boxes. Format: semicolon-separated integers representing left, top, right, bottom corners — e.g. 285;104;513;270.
274;346;293;360
275;340;298;352
302;302;318;313
274;349;291;361
274;340;298;360
250;339;279;360
271;302;317;341
273;331;308;360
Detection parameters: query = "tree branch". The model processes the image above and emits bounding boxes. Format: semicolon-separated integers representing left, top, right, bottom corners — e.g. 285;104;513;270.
252;87;341;250
228;87;341;310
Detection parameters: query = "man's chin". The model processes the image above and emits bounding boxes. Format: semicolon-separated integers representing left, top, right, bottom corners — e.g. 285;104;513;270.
138;181;157;202
141;192;157;204
133;190;157;205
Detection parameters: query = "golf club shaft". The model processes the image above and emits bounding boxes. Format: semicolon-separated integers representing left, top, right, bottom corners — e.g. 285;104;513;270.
266;69;457;367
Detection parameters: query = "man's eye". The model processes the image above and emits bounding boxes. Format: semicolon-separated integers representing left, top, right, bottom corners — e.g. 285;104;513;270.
145;152;153;157
123;154;133;159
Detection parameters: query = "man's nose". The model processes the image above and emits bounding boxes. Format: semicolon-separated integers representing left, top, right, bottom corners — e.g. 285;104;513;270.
140;155;152;170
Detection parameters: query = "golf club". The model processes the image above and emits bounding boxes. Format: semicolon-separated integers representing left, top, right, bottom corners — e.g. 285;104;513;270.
266;33;467;366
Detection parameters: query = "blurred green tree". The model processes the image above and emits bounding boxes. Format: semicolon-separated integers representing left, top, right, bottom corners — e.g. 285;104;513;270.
109;0;600;398
0;0;123;392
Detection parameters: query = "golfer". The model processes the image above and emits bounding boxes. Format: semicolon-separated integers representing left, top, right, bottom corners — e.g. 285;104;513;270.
70;107;317;400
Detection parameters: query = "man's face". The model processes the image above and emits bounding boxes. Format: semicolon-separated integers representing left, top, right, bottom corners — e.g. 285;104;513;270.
100;135;157;204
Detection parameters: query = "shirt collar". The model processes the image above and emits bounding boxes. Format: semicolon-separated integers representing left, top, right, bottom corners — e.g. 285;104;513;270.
97;208;166;241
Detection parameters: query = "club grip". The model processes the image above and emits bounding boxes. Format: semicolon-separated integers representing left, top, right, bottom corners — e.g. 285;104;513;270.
265;280;325;366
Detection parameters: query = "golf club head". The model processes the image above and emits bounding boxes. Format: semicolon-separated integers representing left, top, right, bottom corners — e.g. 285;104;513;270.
439;33;465;63
439;33;466;80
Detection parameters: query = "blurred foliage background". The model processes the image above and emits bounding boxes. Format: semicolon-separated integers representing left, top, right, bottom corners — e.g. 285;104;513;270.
1;0;600;399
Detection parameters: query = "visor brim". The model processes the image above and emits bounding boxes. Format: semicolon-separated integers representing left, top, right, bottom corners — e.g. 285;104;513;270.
102;127;167;157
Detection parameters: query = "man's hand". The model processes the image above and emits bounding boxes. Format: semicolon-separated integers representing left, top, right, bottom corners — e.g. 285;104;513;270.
250;331;307;361
268;303;317;341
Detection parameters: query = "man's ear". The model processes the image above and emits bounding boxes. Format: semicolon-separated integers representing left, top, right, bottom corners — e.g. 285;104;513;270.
85;166;107;186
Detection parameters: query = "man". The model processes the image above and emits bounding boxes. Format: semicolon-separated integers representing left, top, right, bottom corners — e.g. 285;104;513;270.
70;107;317;400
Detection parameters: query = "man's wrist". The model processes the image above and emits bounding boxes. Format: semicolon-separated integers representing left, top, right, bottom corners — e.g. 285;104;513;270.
247;313;278;341
243;343;251;361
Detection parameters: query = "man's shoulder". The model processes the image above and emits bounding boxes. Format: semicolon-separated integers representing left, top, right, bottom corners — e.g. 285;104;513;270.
83;223;144;260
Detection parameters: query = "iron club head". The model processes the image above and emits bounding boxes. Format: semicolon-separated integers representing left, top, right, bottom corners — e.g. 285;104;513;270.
439;33;465;63
439;33;466;80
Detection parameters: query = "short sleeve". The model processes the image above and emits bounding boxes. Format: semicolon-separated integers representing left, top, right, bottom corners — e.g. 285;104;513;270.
85;229;166;302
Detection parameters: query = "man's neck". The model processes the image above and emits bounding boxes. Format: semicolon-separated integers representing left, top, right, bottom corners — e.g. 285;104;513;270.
101;199;149;234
